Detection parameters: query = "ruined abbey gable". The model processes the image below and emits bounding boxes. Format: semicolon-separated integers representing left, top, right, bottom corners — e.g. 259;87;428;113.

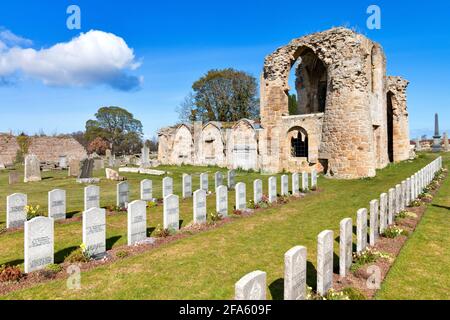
158;27;411;179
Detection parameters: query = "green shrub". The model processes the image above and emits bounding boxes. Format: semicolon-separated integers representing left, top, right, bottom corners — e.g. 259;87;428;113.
351;248;391;272
154;224;175;238
382;225;407;238
116;251;130;259
45;264;63;273
209;212;222;223
25;205;44;220
325;289;350;300
410;200;422;207
64;245;91;263
342;287;366;300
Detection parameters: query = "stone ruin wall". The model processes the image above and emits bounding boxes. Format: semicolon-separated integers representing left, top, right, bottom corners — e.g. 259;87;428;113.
0;135;87;165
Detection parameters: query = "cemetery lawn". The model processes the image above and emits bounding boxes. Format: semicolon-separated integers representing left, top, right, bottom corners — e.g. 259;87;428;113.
0;153;447;299
376;158;450;300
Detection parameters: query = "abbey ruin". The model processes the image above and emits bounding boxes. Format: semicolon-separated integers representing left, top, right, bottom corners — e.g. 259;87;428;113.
158;27;411;179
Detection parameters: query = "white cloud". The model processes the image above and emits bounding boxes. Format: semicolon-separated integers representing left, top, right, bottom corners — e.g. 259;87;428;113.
0;29;143;91
0;28;33;48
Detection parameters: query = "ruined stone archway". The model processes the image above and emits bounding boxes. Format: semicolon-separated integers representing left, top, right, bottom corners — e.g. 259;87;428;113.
287;126;309;159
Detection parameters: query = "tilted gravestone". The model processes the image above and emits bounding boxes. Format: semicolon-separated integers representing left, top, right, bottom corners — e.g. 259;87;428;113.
216;185;228;217
200;173;208;192
302;172;309;192
48;189;66;220
317;230;334;296
127;200;147;246
163;194;179;231
284;246;307;300
235;182;246;210
140;179;153;201
235;270;266;300
79;158;94;179
182;174;192;198
215;172;224;189
8;171;19;185
281;175;289;196
162;177;173;198
292;173;299;195
84;185;100;211
24;217;54;273
24;154;41;183
339;218;353;277
253;179;263;204
356;208;367;253
7;193;27;228
117;181;129;208
379;193;388;233
193;189;207;224
82;207;106;257
227;170;236;190
268;176;277;203
369;199;379;246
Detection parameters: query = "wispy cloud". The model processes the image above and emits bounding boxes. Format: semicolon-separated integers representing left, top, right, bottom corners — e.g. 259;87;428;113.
0;29;143;91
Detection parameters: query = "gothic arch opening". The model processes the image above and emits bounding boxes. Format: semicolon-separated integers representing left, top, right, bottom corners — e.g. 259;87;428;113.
288;126;308;158
287;47;328;115
387;91;394;162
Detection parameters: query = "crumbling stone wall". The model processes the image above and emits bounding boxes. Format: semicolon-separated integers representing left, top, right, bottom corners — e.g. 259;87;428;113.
227;119;260;171
200;122;226;167
169;124;194;165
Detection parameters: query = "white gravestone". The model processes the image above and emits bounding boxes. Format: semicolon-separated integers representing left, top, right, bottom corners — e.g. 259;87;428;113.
292;173;299;196
401;181;407;211
84;185;100;211
140;179;153;201
281;175;289;196
182;174;192;199
216;185;228;217
117;181;129;208
253;179;263;204
235;270;266;300
48;189;66;220
317;230;334;296
215;172;224;189
163;194;179;231
24;154;41;183
339;218;353;277
406;178;411;206
311;170;317;189
235;182;246;210
162;177;173;198
388;188;395;225
284;246;307;300
268;177;277;203
227;170;236;190
82;207;106;257
369;199;379;245
379;193;388;233
302;172;309;192
6;193;27;228
24;217;54;273
127;200;147;245
395;184;401;214
356;208;367;253
193;189;207;224
200;173;209;193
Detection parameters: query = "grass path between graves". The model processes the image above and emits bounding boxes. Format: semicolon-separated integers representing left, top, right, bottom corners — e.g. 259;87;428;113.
376;163;450;300
1;153;447;299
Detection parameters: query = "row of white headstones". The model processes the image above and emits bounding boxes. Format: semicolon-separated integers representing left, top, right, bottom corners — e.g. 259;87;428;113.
234;157;443;300
8;169;318;274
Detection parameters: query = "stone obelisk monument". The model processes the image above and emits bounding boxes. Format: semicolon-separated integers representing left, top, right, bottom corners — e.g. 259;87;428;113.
432;113;442;152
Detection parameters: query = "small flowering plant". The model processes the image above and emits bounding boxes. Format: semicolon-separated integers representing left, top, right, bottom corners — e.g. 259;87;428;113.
25;205;44;220
351;248;392;272
381;225;407;238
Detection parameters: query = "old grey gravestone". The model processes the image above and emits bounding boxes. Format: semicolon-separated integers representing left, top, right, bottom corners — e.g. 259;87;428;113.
200;173;208;192
356;208;367;253
281;175;289;196
127;200;147;246
215;172;224;189
141;144;150;168
48;189;66;220
82;207;106;258
235;182;246;210
162;177;173;198
163;194;179;231
9;171;19;185
84;185;100;211
7;193;27;228
79;158;94;179
140;179;153;201
235;270;266;300
379;193;388;233
216;185;228;217
253;179;263;204
24;154;41;183
182;174;192;199
268;176;277;203
117;181;129;208
227;170;236;190
302;172;309;192
339;218;352;277
292;173;299;196
284;246;307;300
193;189;207;224
317;230;334;296
24;217;54;273
369;199;379;245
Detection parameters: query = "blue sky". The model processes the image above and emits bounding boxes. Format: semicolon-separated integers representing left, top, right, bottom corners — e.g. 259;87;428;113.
0;0;449;140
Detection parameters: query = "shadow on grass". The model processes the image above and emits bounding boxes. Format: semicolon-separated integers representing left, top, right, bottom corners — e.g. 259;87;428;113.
42;177;53;180
147;227;156;237
66;211;80;219
432;204;450;210
306;261;317;290
268;278;284;300
179;219;184;228
106;236;122;250
55;246;78;263
3;259;24;267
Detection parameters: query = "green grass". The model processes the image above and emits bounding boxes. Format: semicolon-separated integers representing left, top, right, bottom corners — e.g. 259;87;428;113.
376;160;450;300
0;153;447;299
